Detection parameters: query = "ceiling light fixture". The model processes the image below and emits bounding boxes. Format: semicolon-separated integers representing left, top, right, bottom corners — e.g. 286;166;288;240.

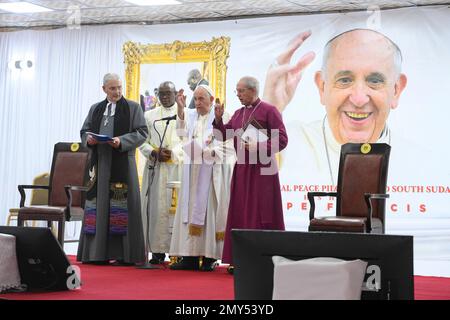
0;2;53;13
125;0;181;6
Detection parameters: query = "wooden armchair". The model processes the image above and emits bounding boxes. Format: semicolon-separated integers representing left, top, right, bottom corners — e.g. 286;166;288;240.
17;142;91;246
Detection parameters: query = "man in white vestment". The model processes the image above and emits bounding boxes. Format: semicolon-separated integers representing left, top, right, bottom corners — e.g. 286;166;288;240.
262;28;449;239
169;84;235;271
139;81;183;264
262;29;407;222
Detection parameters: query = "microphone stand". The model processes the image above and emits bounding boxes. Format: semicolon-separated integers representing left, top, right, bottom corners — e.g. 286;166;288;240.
137;117;172;270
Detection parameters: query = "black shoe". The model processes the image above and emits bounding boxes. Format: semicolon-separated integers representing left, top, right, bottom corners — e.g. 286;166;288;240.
227;265;234;275
149;253;166;265
111;260;135;266
169;256;199;270
200;257;217;271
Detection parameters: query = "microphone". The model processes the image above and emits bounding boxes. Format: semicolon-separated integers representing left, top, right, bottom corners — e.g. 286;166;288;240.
156;114;177;121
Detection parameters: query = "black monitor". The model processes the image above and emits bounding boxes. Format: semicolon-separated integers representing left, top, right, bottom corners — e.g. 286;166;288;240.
232;230;414;300
0;226;78;291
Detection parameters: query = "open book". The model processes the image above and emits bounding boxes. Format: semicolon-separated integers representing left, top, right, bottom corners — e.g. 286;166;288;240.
241;118;268;143
85;132;113;143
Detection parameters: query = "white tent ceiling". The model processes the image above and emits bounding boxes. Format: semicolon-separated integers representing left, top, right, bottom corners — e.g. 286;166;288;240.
0;0;449;31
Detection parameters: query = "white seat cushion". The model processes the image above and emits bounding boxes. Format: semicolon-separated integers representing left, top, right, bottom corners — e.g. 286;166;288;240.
272;256;367;300
0;233;22;293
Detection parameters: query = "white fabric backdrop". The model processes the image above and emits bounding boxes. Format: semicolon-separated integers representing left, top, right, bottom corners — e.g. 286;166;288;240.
0;6;449;276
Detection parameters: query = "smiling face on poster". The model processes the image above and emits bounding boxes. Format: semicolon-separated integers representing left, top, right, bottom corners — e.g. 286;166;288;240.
315;29;407;145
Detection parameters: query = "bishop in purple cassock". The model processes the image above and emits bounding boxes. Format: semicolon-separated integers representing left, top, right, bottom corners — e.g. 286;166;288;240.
213;76;288;267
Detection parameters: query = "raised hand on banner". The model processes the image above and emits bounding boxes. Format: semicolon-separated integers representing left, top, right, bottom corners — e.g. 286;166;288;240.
262;30;316;113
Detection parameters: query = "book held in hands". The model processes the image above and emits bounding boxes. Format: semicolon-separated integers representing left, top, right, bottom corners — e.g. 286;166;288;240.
86;132;113;143
241;118;268;143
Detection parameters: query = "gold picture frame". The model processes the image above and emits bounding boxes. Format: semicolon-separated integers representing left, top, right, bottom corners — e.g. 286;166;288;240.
122;37;231;184
122;36;231;104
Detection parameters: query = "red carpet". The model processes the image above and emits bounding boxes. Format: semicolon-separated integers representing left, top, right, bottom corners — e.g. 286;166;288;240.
414;276;450;300
1;256;449;300
1;256;234;300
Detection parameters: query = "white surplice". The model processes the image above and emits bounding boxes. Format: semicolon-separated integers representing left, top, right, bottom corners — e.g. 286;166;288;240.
139;104;183;254
169;108;235;260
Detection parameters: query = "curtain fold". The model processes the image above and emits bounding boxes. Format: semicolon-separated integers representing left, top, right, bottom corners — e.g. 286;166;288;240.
0;26;125;226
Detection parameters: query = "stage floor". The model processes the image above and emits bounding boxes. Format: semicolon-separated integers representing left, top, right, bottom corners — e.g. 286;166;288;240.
1;255;449;300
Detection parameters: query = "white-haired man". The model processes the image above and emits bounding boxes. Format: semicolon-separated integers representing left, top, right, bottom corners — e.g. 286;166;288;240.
213;76;288;273
169;84;235;271
78;73;148;266
258;29;416;235
263;29;407;186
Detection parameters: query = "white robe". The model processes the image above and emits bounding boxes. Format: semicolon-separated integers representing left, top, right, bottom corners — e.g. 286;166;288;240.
139;104;183;254
169;108;235;260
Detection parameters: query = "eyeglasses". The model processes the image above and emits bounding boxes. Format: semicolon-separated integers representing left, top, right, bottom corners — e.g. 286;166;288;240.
234;88;248;94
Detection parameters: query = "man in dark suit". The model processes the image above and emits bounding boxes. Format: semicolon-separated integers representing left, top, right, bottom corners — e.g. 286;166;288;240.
187;69;209;109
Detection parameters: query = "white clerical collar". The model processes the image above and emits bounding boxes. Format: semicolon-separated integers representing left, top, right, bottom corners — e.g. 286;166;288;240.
104;101;116;116
244;98;261;109
162;103;176;113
